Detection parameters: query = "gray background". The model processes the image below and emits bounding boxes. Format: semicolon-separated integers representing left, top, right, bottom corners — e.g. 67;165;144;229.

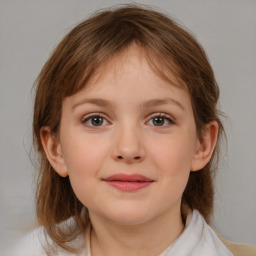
1;0;256;253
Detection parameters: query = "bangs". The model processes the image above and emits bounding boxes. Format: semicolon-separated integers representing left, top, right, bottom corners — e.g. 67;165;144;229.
46;6;191;100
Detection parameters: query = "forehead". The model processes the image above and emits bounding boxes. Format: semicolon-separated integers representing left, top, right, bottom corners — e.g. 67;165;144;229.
63;44;193;115
85;44;185;93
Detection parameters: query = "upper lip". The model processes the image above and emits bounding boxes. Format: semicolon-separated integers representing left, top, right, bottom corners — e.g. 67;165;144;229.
102;174;154;182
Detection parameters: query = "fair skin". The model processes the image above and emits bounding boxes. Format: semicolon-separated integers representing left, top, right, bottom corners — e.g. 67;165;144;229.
41;45;218;256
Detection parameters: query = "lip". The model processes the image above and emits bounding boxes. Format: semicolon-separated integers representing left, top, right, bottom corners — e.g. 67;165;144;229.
102;174;154;192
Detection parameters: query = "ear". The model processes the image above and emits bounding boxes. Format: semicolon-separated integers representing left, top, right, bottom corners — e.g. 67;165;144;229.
191;121;218;172
40;127;68;177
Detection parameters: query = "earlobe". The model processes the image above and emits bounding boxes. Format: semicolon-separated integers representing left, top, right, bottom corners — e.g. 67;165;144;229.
191;121;218;172
40;127;68;177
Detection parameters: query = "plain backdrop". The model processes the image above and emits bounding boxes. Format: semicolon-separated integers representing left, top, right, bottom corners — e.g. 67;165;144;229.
1;0;256;253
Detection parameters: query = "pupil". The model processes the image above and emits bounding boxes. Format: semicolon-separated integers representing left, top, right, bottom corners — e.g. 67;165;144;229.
153;117;164;126
92;116;103;126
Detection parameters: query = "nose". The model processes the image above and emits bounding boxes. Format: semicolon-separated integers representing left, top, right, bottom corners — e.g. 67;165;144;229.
111;125;145;164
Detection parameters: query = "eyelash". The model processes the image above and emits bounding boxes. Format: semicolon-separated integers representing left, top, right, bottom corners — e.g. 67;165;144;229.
81;112;175;128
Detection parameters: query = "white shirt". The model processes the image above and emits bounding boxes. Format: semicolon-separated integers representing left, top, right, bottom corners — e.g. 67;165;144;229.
6;210;233;256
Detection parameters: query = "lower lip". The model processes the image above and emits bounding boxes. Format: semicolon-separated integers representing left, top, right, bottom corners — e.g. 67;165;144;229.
104;181;153;192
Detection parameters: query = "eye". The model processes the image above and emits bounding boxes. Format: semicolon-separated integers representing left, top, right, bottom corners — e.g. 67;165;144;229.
147;113;174;127
81;113;109;127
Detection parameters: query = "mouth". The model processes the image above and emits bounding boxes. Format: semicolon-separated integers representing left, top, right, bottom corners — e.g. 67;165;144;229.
102;174;154;192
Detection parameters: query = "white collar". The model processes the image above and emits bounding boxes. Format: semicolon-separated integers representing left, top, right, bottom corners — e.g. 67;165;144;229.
85;210;233;256
159;210;233;256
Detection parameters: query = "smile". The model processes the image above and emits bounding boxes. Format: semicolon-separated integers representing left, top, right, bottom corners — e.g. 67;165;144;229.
102;174;154;192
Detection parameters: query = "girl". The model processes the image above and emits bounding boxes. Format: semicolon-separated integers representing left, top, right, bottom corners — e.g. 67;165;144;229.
12;4;252;256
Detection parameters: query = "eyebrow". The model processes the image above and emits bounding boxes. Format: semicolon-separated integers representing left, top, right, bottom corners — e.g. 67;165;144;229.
71;97;185;111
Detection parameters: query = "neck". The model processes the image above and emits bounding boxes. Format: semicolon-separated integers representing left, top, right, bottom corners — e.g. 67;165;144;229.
89;206;184;256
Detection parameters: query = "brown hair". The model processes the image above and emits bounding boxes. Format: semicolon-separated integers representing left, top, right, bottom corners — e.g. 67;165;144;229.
33;4;224;253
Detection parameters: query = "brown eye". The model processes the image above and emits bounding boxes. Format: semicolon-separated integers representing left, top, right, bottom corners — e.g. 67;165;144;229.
82;114;108;127
147;114;174;127
91;116;104;126
152;117;165;126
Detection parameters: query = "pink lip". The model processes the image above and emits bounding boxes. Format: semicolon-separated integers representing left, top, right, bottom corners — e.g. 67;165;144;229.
103;174;154;192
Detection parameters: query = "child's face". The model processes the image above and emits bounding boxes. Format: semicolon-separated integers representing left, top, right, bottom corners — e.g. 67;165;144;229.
55;46;204;225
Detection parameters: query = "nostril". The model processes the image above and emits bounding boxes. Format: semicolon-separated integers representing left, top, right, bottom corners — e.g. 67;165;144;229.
116;155;141;160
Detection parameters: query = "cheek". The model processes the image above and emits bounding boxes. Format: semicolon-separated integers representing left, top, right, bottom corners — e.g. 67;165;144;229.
149;134;196;174
61;136;109;206
148;134;195;198
62;134;108;172
149;137;192;203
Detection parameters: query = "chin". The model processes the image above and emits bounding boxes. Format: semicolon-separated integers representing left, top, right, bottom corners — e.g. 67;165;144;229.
106;207;154;226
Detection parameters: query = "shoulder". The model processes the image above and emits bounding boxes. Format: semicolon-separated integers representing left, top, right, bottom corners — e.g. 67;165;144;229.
6;227;47;256
219;236;256;256
192;211;256;256
163;210;233;256
6;226;86;256
191;210;234;256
